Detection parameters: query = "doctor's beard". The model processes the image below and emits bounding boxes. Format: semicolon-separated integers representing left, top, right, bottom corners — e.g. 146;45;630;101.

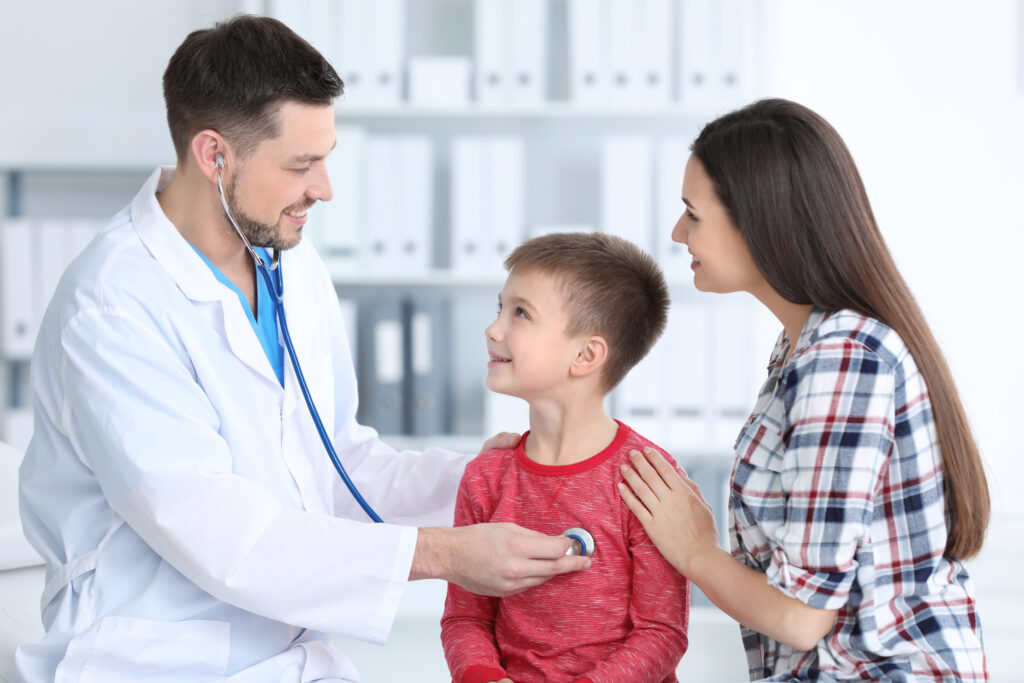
224;176;311;252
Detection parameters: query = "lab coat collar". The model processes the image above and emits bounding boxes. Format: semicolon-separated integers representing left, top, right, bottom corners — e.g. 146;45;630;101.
131;166;282;387
131;166;226;304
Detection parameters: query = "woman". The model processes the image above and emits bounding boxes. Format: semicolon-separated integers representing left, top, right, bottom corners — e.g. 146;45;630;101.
618;98;989;681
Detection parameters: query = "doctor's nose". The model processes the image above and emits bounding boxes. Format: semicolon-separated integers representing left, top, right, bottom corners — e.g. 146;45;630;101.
309;164;333;203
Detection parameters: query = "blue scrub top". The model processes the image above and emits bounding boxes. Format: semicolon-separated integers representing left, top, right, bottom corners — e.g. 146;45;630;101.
191;245;285;385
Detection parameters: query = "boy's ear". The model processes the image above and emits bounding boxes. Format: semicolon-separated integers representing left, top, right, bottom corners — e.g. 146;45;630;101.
569;335;609;379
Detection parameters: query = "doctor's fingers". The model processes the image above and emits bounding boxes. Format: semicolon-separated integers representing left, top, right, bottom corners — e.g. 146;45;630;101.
500;555;592;595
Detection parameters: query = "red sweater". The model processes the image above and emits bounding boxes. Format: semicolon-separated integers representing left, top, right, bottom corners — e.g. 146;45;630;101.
441;421;689;683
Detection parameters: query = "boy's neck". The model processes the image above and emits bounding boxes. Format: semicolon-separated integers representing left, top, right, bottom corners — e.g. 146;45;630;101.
523;397;619;467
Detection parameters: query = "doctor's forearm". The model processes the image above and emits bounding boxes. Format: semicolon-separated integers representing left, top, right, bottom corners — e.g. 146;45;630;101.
409;526;455;582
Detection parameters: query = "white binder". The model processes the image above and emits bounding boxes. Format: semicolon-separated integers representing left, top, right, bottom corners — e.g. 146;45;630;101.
316;125;367;271
32;220;66;334
0;220;35;359
718;0;760;105
711;302;755;446
600;135;654;255
509;0;547;106
305;0;336;65
637;0;673;106
473;0;508;106
666;300;711;448
337;0;369;106
608;0;640;103
677;0;716;111
567;0;609;106
484;137;525;272
615;336;668;444
450;137;486;274
394;136;434;274
366;136;399;272
366;0;404;107
655;136;693;274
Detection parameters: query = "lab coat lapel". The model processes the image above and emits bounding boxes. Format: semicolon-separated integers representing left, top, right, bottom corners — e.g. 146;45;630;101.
131;167;282;387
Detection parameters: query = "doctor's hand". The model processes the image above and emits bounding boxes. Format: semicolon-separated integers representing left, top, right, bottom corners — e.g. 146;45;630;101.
410;523;590;597
479;431;522;453
618;447;719;577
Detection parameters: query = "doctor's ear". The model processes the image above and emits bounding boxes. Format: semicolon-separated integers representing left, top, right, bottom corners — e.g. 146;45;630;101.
191;130;229;181
569;336;608;379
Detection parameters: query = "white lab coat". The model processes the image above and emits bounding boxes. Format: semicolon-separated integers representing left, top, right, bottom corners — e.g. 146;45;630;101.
15;167;472;682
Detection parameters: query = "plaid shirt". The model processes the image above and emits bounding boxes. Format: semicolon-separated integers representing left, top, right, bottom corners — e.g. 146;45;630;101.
730;307;986;682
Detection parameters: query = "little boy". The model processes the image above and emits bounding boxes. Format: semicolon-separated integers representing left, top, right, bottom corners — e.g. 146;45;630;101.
441;232;690;683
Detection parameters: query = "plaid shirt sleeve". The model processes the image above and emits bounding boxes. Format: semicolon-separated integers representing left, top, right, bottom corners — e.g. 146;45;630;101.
766;336;895;609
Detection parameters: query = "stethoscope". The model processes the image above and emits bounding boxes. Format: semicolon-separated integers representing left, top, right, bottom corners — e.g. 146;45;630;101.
214;153;597;555
216;153;383;523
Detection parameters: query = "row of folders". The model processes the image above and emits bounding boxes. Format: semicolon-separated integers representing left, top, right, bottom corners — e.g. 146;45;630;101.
269;0;759;109
0;219;104;360
344;292;761;451
311;129;696;276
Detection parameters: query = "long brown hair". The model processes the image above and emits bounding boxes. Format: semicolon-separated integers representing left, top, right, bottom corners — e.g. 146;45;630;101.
692;98;988;559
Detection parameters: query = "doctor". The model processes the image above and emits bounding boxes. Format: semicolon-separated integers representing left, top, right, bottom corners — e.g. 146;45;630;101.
16;14;589;683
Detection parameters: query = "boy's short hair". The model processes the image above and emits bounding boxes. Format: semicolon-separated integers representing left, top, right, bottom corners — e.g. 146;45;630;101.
163;14;343;162
504;232;669;392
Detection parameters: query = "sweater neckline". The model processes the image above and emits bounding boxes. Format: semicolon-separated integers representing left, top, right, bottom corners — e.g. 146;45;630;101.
513;420;629;476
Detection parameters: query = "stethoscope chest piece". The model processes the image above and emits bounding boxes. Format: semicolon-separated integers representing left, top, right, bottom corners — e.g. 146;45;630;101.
562;527;595;557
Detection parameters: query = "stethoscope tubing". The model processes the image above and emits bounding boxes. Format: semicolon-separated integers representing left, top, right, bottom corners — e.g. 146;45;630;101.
217;162;383;523
256;261;384;523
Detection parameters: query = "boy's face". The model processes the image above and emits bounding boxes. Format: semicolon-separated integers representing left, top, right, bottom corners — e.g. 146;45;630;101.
485;268;585;401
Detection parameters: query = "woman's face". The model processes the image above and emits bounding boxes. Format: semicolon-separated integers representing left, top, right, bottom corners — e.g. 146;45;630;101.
673;155;765;295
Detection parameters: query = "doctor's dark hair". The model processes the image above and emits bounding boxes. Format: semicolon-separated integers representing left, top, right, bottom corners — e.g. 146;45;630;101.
690;97;989;560
504;232;669;393
163;14;343;162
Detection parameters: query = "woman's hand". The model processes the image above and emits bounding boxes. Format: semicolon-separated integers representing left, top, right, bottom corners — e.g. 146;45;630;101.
617;447;720;576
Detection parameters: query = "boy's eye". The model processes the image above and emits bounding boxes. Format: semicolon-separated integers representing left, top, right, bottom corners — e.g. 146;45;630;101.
293;166;311;174
515;307;529;319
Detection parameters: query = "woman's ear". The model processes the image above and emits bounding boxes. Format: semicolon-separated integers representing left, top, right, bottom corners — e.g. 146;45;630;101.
569;335;609;379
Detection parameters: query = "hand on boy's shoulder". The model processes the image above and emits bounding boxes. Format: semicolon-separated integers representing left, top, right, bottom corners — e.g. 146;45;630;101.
479;431;522;454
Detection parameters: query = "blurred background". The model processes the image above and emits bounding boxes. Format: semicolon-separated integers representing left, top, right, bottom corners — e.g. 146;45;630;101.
1;1;1021;680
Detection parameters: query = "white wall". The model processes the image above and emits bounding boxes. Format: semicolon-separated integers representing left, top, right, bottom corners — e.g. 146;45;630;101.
760;2;1024;678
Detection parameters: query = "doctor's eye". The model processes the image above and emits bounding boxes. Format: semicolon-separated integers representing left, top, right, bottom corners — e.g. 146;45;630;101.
292;166;312;174
684;209;698;222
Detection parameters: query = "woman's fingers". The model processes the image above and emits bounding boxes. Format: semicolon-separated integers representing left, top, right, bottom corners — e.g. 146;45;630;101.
617;478;652;521
640;447;685;489
619;457;662;512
